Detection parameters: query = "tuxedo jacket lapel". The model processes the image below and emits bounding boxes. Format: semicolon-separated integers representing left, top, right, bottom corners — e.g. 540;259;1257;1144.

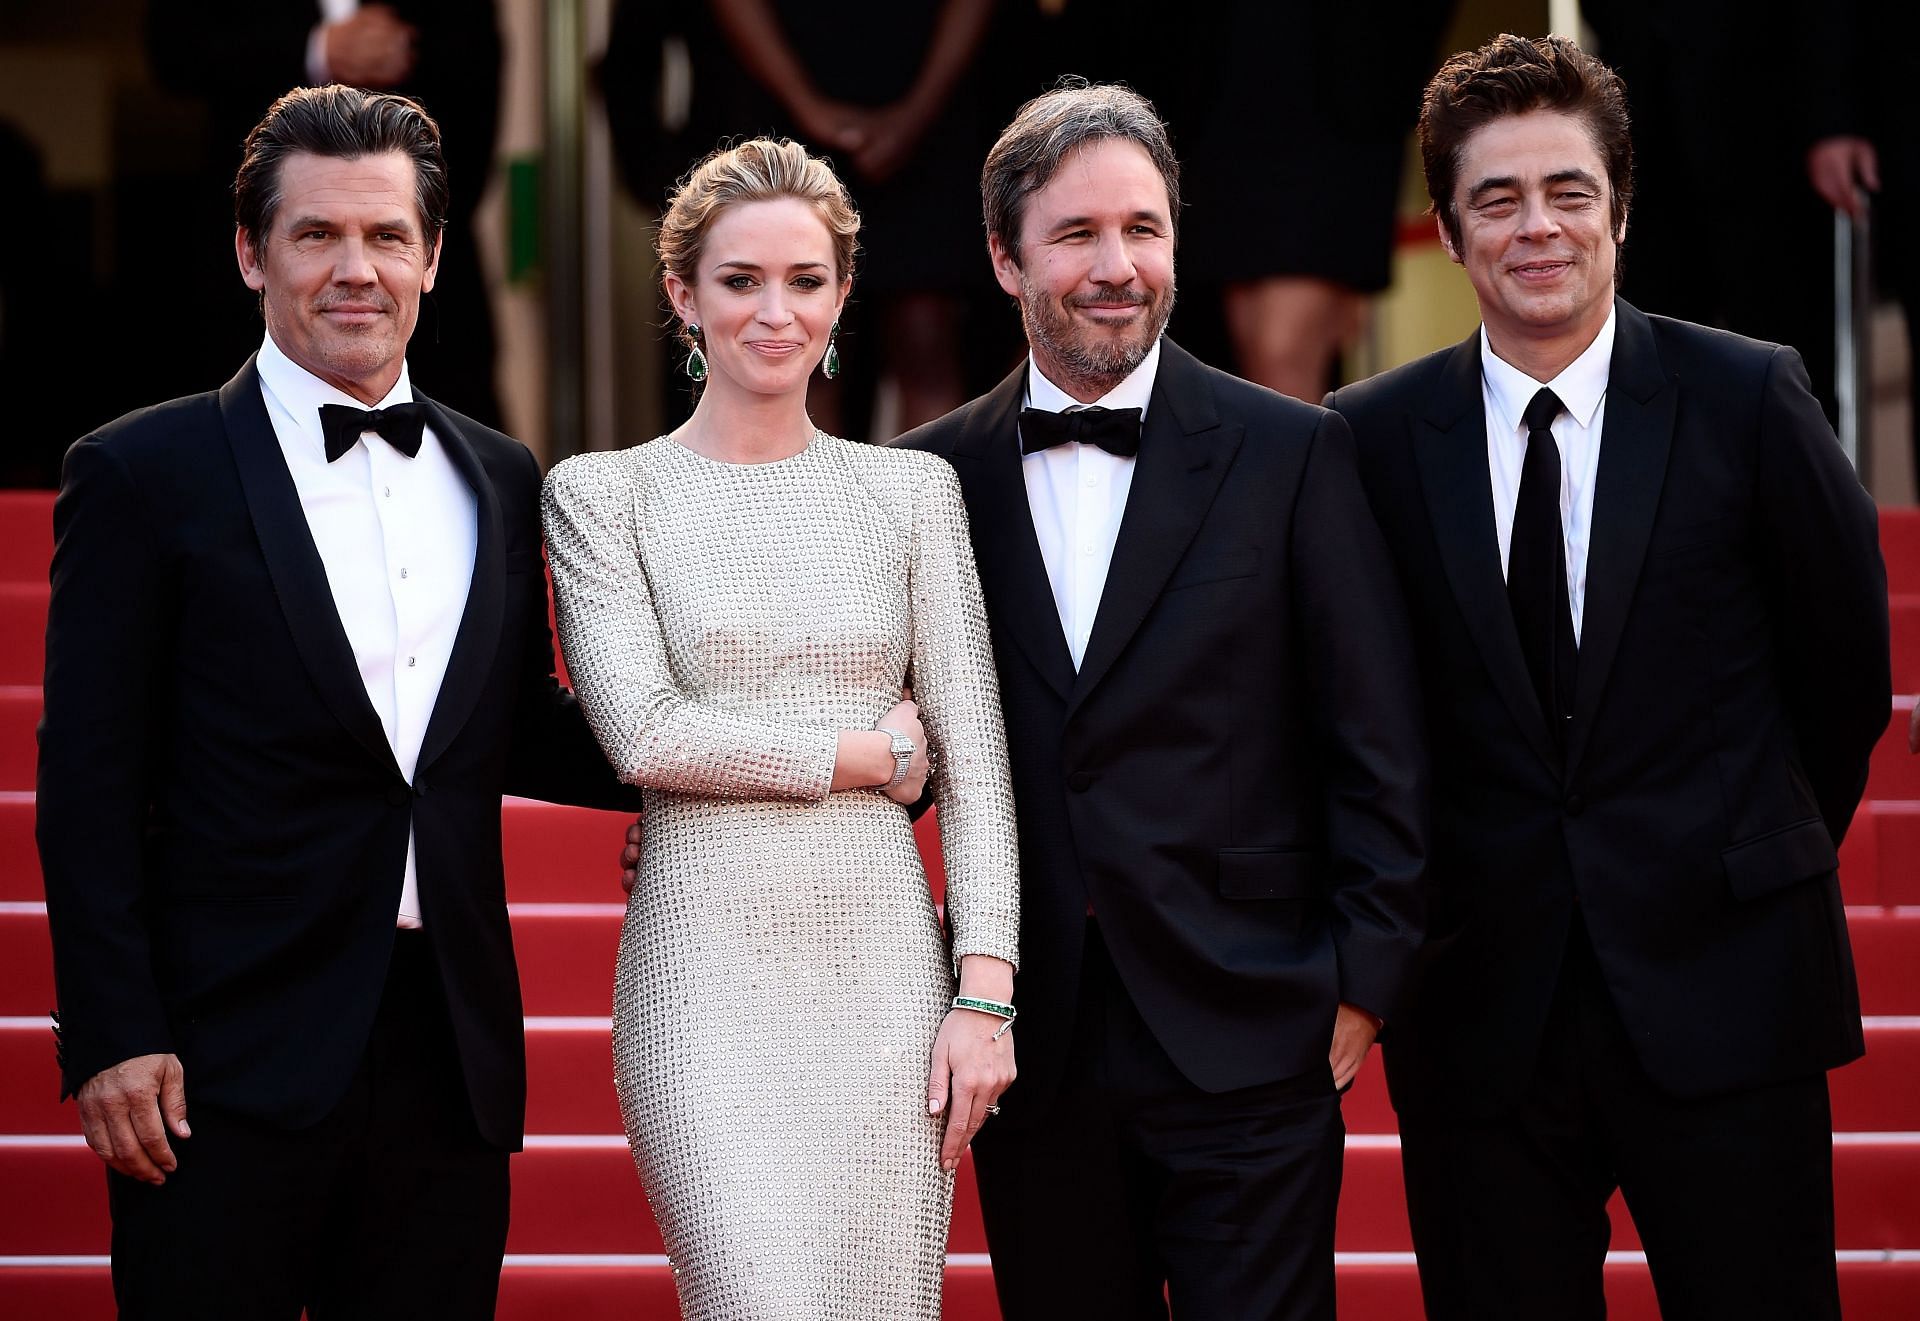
1411;333;1559;772
951;365;1077;702
416;395;505;774
1566;300;1676;775
1069;340;1241;717
218;359;400;777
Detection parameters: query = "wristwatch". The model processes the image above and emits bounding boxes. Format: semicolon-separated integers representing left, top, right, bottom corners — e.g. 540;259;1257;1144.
875;725;916;787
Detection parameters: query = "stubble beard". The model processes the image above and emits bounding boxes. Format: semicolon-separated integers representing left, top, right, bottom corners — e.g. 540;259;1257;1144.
1020;273;1175;399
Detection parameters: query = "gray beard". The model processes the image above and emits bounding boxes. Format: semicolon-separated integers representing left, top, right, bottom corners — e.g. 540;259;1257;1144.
1020;278;1176;399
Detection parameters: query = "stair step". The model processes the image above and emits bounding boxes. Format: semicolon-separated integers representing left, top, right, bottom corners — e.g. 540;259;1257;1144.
0;490;53;585
0;689;35;794
11;904;1920;1018
0;586;47;687
1886;509;1920;596
6;1134;1920;1262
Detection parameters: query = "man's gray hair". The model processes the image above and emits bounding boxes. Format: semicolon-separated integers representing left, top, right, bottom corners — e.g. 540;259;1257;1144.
981;78;1181;264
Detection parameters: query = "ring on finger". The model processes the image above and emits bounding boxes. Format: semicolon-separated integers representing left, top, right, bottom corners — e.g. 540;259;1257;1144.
985;1103;1002;1116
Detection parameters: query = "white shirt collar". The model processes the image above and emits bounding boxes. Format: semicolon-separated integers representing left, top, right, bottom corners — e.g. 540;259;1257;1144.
1479;304;1615;437
1025;338;1162;417
255;331;416;457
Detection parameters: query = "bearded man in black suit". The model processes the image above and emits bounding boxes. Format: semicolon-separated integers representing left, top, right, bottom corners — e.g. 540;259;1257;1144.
895;81;1428;1321
1328;35;1890;1321
38;85;631;1319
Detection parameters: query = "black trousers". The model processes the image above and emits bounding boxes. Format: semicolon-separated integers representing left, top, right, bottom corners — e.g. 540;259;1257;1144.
973;920;1344;1321
1399;916;1841;1321
107;932;511;1321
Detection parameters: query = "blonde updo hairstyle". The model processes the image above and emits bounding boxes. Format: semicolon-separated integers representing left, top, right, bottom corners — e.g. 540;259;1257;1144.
657;138;861;357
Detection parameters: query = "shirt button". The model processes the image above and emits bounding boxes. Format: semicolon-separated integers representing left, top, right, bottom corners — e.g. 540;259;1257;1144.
407;656;417;668
1084;473;1097;487
383;486;392;498
399;567;409;579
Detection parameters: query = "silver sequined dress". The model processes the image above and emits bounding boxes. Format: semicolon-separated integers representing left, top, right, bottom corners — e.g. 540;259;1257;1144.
541;433;1020;1319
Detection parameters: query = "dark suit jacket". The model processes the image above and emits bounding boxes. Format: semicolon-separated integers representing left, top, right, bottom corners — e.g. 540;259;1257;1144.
897;339;1427;1119
37;359;630;1151
1328;300;1890;1119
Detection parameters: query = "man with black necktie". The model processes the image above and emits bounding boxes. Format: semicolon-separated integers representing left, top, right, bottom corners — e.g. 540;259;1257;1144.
895;81;1428;1320
1327;35;1890;1320
37;85;631;1319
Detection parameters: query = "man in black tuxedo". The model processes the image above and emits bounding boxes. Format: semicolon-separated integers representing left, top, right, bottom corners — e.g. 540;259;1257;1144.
894;82;1428;1320
37;85;630;1319
1327;35;1891;1320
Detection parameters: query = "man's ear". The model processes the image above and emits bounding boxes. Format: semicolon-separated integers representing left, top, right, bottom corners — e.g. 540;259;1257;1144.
236;227;267;291
422;228;443;294
988;233;1024;300
1435;214;1461;265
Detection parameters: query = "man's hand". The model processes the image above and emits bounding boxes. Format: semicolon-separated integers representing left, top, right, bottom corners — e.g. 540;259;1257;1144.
323;4;417;88
78;1053;189;1185
1329;1003;1381;1092
1806;136;1880;221
619;818;642;895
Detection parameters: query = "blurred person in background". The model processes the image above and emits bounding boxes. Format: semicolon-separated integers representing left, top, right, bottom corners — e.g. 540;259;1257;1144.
147;0;504;427
604;0;999;441
990;0;1454;402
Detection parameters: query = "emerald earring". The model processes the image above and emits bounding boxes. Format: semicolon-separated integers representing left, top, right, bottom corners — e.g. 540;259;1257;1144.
685;325;708;382
821;320;841;380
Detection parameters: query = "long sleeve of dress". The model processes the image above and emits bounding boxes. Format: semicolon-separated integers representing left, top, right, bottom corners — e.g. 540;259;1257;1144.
906;459;1020;969
542;454;840;800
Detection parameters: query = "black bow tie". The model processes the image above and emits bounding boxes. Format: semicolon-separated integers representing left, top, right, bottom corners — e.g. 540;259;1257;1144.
1019;406;1143;458
318;402;429;463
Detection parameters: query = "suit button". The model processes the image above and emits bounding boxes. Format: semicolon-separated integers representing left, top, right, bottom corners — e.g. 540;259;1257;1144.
387;786;409;807
1067;771;1093;793
1565;793;1586;817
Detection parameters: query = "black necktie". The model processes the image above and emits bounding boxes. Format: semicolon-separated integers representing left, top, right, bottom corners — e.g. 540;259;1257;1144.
1509;387;1578;747
318;402;429;463
1019;406;1143;458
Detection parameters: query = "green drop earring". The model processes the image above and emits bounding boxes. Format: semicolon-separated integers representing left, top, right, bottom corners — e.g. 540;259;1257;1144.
821;320;841;380
685;324;708;382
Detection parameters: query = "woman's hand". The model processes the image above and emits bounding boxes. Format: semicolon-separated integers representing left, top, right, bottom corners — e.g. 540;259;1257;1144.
926;1006;1015;1172
875;698;930;805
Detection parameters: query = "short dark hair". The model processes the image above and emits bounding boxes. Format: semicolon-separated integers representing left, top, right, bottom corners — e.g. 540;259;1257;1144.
234;84;449;257
982;78;1181;265
1419;34;1632;252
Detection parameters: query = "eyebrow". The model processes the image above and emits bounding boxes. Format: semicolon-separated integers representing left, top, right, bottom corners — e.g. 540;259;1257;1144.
284;214;418;235
1045;210;1168;232
713;259;832;272
1466;168;1603;204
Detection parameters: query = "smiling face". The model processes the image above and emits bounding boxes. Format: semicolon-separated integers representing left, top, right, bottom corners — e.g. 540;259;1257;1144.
990;137;1176;402
235;150;440;404
1444;108;1624;371
664;197;849;403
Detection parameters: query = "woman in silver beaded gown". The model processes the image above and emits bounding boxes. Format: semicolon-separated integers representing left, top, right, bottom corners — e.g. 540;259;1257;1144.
540;140;1020;1319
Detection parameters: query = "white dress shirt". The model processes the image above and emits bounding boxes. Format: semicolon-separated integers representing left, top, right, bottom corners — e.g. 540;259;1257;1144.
1020;341;1162;668
1480;307;1615;643
255;333;477;927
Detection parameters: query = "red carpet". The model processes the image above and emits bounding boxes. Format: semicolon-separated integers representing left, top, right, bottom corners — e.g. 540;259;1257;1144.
2;488;1917;1319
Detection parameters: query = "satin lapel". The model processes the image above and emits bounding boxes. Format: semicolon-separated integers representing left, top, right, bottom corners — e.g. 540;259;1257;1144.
218;358;400;777
1565;301;1675;775
1068;341;1240;717
416;396;505;773
1411;334;1559;772
949;365;1078;702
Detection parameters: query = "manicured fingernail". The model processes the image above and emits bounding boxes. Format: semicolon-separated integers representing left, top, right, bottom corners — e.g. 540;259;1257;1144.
928;1099;941;1113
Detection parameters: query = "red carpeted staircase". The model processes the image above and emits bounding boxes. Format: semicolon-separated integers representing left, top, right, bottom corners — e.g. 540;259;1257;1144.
2;485;1918;1318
